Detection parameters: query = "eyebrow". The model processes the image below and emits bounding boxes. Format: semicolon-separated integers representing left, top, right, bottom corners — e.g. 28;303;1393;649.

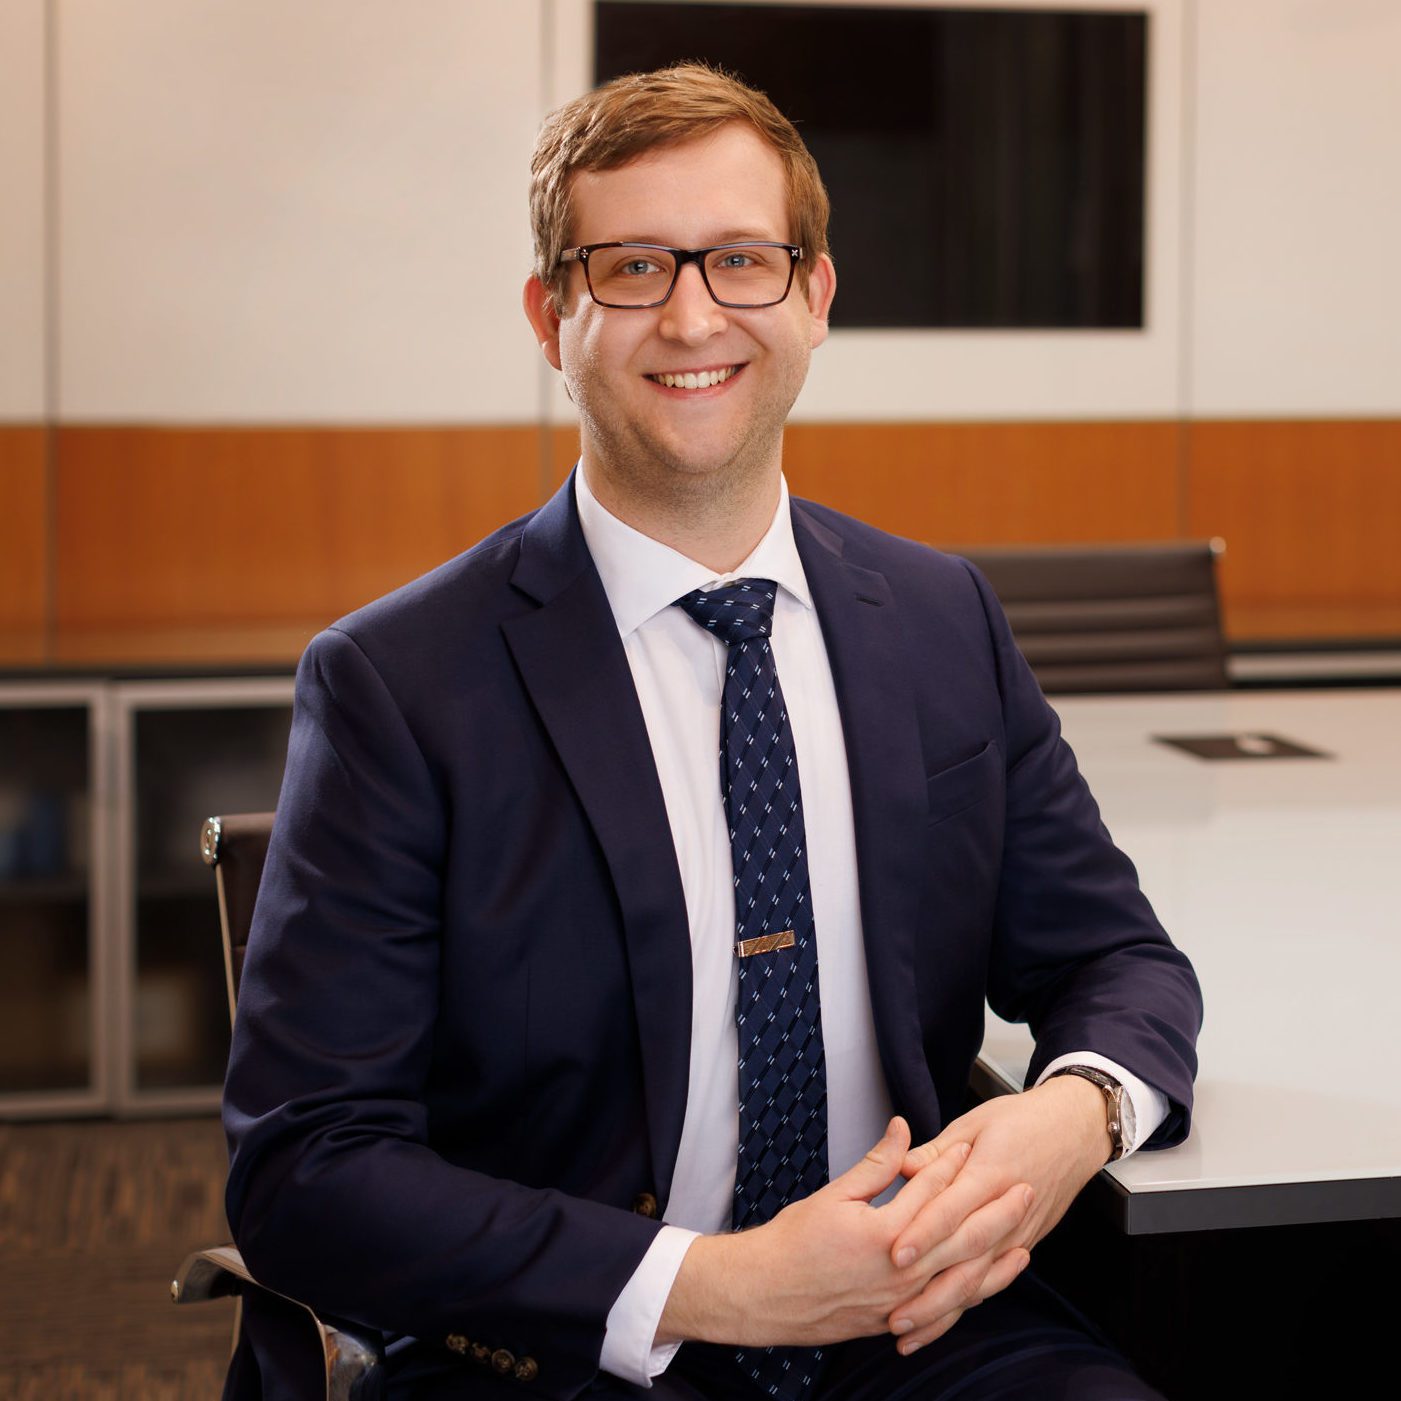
595;229;787;247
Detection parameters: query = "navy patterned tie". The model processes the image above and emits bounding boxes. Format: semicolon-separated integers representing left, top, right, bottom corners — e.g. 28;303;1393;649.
675;579;828;1401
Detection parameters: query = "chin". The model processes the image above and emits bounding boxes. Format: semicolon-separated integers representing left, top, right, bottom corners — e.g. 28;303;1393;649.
656;440;772;487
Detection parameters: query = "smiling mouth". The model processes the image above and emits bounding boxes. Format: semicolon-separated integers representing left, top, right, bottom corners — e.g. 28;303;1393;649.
646;365;742;390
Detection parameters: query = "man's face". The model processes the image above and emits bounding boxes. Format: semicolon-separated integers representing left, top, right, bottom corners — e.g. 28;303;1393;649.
523;123;836;506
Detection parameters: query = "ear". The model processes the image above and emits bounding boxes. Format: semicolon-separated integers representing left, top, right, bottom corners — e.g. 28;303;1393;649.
804;252;837;350
522;275;563;372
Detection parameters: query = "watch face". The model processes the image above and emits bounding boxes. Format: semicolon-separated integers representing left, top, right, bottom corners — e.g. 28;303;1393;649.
1118;1085;1136;1151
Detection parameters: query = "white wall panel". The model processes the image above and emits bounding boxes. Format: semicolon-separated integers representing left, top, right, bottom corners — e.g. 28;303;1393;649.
44;0;1401;426
545;0;1186;424
58;0;543;422
1189;0;1401;415
0;0;47;420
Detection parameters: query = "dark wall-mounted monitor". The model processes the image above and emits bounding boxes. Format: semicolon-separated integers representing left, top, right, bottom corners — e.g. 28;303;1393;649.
595;3;1148;330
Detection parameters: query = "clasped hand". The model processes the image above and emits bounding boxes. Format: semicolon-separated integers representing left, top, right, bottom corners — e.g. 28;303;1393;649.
665;1080;1108;1354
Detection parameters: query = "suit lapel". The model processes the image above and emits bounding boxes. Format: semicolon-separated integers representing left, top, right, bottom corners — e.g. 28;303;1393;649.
793;504;944;1134
502;478;692;1204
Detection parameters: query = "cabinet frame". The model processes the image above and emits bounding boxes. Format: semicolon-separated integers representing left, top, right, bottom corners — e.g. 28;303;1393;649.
0;680;113;1118
111;677;295;1115
0;674;295;1118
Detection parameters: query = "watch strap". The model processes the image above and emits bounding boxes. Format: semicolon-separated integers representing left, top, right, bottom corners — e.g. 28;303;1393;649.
1048;1065;1126;1163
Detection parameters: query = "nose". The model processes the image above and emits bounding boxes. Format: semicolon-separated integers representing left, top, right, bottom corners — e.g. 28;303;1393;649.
656;262;728;345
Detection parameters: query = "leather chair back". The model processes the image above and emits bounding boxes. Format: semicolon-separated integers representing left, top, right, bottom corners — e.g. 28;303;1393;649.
199;812;276;1025
956;540;1229;694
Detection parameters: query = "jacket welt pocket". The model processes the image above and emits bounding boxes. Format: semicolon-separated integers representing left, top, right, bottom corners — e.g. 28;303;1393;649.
926;741;999;825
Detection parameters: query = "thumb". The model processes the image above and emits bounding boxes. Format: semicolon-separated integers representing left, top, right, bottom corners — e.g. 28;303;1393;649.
830;1116;911;1203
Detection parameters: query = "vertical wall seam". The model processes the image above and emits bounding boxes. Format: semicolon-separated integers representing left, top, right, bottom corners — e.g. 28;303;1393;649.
42;0;59;659
535;0;556;505
1175;0;1199;540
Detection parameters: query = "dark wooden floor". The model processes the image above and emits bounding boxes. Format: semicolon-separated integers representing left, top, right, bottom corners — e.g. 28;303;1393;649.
0;1116;234;1400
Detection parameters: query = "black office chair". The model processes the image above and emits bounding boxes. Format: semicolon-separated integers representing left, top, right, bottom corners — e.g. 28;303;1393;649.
956;539;1229;694
171;812;385;1401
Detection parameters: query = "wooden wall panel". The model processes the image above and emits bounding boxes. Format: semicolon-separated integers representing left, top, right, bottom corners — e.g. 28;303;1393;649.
1187;420;1401;640
54;426;544;665
781;421;1182;547
0;426;48;664
8;417;1396;669
549;426;580;488
548;421;1183;547
549;418;1401;643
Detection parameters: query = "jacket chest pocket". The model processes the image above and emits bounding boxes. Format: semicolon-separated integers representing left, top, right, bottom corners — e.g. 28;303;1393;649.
926;740;1000;827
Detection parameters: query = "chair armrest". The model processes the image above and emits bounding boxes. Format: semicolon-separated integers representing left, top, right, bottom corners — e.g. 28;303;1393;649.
173;1243;386;1400
172;1243;254;1302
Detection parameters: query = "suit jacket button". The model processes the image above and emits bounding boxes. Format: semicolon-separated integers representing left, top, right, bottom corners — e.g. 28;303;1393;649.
632;1192;658;1218
491;1348;516;1375
514;1356;540;1383
444;1333;469;1355
470;1343;492;1365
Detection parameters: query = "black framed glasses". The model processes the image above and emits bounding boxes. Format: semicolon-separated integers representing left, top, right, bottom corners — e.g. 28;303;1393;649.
559;241;803;309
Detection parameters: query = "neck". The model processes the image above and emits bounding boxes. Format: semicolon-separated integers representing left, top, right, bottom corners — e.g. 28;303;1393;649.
580;457;783;573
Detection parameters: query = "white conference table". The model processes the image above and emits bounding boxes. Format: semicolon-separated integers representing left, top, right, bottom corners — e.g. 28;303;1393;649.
975;688;1401;1235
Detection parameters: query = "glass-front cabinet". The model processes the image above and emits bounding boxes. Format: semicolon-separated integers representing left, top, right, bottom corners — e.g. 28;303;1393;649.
0;683;109;1113
114;679;293;1112
0;675;293;1118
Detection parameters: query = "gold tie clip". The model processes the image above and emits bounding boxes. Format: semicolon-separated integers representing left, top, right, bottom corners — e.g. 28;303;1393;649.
734;930;796;958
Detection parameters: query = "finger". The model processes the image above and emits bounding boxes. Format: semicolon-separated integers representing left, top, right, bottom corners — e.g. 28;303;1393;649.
900;1100;994;1178
894;1181;1033;1274
900;1129;963;1179
899;1241;1031;1328
978;1245;1032;1301
883;1158;1005;1269
889;1251;988;1350
893;1249;1031;1355
890;1251;987;1352
897;1307;964;1355
829;1116;912;1204
878;1140;972;1242
889;1240;1031;1342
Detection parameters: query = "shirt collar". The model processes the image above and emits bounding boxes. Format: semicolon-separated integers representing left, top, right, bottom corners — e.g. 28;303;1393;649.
574;463;814;639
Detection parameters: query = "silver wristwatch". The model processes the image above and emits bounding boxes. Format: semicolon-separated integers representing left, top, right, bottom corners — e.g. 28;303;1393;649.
1048;1065;1129;1163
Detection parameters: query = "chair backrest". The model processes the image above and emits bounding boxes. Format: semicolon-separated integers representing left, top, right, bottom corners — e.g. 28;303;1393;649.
199;811;276;1027
955;540;1228;694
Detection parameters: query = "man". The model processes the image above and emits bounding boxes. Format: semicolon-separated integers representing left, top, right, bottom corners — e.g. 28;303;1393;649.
224;64;1201;1401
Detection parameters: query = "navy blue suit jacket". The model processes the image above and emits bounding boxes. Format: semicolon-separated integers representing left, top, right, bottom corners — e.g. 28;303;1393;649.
223;476;1201;1398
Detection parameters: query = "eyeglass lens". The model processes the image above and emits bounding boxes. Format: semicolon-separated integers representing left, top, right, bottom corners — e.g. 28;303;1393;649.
586;245;793;307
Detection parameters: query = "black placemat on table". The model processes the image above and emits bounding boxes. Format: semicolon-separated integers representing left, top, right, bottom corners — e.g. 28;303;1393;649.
1152;733;1332;761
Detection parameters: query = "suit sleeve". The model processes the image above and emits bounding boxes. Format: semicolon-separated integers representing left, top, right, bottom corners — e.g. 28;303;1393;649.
961;561;1204;1147
223;626;661;1398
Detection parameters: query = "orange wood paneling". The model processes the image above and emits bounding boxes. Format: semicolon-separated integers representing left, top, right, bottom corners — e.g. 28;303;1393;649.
1187;420;1401;641
0;426;49;664
552;416;1401;643
545;420;1181;544
549;426;580;488
781;421;1183;547
24;417;1401;668
54;426;544;665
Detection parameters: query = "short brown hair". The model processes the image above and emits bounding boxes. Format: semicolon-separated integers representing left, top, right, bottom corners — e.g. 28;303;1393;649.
529;63;830;308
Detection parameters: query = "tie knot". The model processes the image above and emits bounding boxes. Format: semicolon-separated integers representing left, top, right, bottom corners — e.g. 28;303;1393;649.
675;579;778;646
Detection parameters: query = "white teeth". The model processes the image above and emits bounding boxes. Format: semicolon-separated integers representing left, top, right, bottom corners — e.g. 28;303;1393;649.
654;366;737;390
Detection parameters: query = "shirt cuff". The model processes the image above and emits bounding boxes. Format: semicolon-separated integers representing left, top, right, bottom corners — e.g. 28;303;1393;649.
1034;1051;1169;1155
599;1225;700;1387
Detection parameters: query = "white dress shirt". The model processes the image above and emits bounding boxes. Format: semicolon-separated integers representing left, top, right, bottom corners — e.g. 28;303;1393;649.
574;466;1167;1386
